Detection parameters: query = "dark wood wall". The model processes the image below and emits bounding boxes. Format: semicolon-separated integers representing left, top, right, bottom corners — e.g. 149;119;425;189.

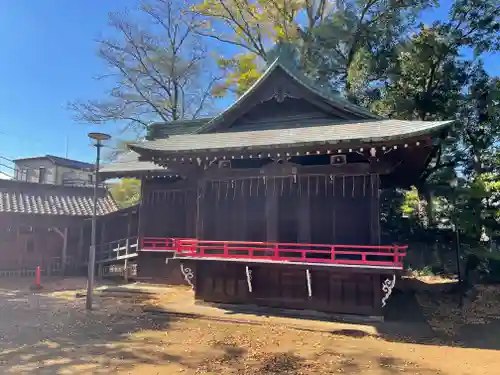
195;261;386;316
199;173;380;245
0;213;82;271
139;179;196;239
136;252;190;285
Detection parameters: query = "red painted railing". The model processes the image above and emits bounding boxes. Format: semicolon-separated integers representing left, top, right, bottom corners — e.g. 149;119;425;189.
141;237;407;269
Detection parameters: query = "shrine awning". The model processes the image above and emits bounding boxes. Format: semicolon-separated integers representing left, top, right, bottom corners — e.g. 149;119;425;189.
129;119;453;157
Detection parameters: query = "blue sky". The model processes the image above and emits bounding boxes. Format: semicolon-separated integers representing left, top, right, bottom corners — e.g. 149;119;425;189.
0;0;497;178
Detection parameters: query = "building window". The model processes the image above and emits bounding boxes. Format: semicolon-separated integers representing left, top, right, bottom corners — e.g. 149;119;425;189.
26;238;35;253
38;167;46;183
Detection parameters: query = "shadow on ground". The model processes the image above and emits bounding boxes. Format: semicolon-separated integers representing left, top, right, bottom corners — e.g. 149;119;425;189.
201;283;500;351
0;286;186;374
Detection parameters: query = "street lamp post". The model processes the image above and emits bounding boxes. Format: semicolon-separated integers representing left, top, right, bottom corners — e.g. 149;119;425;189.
86;132;111;310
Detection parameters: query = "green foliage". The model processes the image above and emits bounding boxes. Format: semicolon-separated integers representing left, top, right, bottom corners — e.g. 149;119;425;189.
109;178;141;208
191;0;331;95
409;266;435;277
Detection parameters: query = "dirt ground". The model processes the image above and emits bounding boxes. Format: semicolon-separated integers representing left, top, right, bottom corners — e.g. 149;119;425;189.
0;278;499;375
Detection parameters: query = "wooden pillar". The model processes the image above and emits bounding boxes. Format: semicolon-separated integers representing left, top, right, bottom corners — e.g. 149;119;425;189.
370;174;381;245
297;181;311;244
196;181;206;239
266;177;278;242
61;227;68;276
124;211;133;282
97;220;106;280
241;181;247;241
77;224;85;263
124;238;129;283
136;177;146;248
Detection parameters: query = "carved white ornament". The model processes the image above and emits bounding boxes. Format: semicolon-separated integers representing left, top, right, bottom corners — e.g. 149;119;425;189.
381;274;396;307
180;263;194;289
245;266;253;293
306;269;312;297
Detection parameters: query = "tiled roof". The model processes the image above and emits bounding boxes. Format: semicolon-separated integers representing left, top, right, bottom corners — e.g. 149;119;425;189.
0;180;118;216
148;118;212;139
195;52;380;134
14;155;94;170
100;120;204;178
99;150;169;178
130;119;454;155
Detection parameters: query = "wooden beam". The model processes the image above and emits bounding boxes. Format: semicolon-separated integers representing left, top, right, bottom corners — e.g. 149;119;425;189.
142;135;433;166
201;163;376;181
53;228;64;239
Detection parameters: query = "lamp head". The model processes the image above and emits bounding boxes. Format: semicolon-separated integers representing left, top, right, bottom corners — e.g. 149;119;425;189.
88;132;111;142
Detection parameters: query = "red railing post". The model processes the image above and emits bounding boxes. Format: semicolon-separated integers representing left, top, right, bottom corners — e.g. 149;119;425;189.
331;246;335;261
274;243;279;259
224;241;228;257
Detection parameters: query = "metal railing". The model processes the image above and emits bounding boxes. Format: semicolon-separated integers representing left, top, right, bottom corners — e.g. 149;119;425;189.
96;236;139;263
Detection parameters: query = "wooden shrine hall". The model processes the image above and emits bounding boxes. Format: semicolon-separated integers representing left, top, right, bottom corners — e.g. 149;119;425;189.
101;50;453;317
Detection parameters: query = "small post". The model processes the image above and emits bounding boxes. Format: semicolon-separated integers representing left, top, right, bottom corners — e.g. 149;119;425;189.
31;265;42;290
306;269;312;298
245;266;252;293
35;266;41;287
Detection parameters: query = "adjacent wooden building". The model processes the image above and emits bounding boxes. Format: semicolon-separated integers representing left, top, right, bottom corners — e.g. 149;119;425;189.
101;50;453;317
0;179;118;277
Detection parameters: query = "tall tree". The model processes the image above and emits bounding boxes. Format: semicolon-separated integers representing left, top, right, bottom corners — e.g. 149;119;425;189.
372;0;500;257
307;0;434;95
70;0;220;132
191;0;333;96
192;0;435;96
109;178;141;208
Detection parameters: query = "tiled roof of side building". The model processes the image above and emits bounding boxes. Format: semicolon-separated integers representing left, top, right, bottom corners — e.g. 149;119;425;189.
99;150;169;179
100;119;207;178
130;119;454;155
0;179;119;216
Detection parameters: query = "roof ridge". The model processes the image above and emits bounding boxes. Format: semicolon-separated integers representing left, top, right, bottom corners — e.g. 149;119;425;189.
195;47;380;134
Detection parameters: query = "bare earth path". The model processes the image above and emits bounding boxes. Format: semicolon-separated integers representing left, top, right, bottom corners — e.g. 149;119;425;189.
0;279;499;374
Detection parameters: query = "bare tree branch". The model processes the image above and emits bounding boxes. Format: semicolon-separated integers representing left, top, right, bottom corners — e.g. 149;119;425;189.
69;0;219;133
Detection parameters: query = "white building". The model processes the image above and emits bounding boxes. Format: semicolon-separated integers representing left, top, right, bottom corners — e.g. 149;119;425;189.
14;155;95;187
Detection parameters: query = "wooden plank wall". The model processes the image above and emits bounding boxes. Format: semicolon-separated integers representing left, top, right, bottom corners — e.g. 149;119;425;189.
140;181;196;238
199;174;378;245
195;261;384;316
